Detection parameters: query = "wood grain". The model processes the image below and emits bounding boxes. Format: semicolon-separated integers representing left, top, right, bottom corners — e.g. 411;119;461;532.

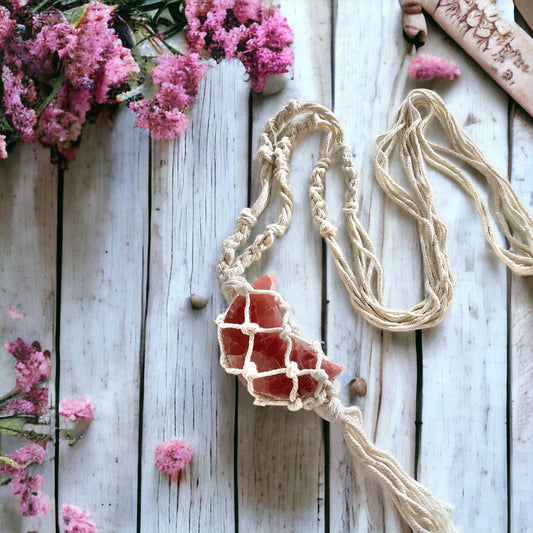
139;60;249;532
233;2;332;532
417;5;510;531
329;1;418;531
1;1;531;531
0;144;57;532
509;104;533;533
57;107;149;532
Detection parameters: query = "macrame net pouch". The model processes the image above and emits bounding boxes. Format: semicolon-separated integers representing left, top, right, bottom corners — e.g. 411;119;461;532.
216;89;533;533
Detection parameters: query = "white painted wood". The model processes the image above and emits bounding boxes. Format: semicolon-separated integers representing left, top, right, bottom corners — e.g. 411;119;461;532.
57;107;149;532
509;104;533;533
329;1;417;531
235;1;332;531
417;2;510;530
139;60;249;532
0;143;57;533
2;1;532;531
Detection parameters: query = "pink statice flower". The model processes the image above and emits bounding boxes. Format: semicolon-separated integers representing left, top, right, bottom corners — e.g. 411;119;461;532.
11;444;46;467
237;9;294;92
0;134;7;159
129;53;206;141
3;338;51;393
37;84;92;161
61;2;138;97
154;439;194;479
1;387;49;416
61;503;98;533
1;65;38;143
0;6;16;48
409;54;461;81
59;398;94;422
184;0;294;92
14;349;51;393
10;472;49;517
4;337;35;359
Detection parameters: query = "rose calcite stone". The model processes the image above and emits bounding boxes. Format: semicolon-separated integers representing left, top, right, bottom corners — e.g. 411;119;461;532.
221;274;344;400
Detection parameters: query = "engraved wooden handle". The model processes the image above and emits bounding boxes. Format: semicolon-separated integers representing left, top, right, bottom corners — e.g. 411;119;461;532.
400;0;533;117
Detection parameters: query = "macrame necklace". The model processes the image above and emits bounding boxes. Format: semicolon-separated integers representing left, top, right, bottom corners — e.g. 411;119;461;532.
215;89;533;533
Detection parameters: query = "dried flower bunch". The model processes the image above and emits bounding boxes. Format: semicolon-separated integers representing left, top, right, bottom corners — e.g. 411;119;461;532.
0;0;294;165
0;321;96;527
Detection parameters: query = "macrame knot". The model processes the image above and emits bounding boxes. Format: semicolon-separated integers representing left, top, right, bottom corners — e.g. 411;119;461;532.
237;207;257;228
241;361;258;383
220;275;251;303
313;395;346;423
256;143;274;164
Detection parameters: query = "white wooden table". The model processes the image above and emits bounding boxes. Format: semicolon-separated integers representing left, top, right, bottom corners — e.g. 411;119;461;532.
1;1;532;531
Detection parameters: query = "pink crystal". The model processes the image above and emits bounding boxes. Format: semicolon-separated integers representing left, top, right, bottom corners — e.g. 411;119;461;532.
222;274;343;400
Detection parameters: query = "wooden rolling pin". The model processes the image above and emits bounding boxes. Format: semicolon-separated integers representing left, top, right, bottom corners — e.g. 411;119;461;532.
400;0;533;117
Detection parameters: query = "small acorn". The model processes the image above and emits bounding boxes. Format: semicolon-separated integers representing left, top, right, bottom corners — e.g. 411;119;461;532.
189;294;208;309
349;377;367;397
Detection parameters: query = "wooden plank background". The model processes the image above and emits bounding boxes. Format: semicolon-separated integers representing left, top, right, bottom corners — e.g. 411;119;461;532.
1;0;532;532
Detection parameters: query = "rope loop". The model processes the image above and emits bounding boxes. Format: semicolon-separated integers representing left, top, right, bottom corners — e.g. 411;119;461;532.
217;89;533;331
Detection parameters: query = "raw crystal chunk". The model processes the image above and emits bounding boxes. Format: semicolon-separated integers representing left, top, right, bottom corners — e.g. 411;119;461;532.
222;274;343;400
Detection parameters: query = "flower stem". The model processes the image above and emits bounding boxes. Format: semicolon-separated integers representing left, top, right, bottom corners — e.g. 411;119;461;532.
36;74;67;117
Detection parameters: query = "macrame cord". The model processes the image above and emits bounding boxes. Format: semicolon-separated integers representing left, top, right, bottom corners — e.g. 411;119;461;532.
216;89;533;533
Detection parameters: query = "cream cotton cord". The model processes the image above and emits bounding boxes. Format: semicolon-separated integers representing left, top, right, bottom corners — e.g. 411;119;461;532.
216;89;533;533
217;89;533;328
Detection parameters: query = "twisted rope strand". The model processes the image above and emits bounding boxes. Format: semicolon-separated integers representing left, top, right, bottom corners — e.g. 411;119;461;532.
217;90;533;329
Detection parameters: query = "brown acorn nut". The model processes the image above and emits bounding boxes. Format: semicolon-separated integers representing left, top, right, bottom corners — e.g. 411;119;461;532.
189;294;208;309
349;377;367;397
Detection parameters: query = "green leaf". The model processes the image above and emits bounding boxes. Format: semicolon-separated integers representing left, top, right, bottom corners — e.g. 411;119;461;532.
36;73;67;117
0;416;51;446
0;456;21;470
64;5;88;27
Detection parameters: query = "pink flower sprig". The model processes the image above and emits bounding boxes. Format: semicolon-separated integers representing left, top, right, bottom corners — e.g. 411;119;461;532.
0;444;48;517
59;398;94;422
0;0;295;163
3;338;51;394
61;503;98;533
185;0;294;92
155;439;194;480
1;329;94;522
409;54;461;81
129;53;207;140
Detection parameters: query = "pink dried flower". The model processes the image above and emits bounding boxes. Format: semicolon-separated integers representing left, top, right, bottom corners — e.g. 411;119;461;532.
3;338;50;393
129;100;190;140
4;337;35;359
61;503;98;533
233;0;264;24
10;472;49;517
130;53;206;141
59;398;94;422
11;444;46;467
0;6;16;48
0;134;7;159
14;350;51;393
237;10;294;92
185;1;293;92
2;65;38;143
1;387;49;415
8;306;21;318
154;439;194;479
408;54;461;81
